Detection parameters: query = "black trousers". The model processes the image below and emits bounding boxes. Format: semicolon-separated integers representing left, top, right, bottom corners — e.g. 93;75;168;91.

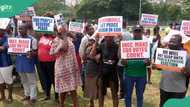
117;65;124;95
39;61;58;99
160;89;186;107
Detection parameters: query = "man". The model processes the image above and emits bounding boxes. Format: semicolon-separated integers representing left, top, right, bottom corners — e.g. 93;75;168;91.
121;25;150;107
0;29;13;103
79;24;95;90
15;24;37;104
155;34;190;107
96;36;119;107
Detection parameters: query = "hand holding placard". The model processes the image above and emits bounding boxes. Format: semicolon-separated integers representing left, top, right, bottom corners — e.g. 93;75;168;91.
155;48;187;72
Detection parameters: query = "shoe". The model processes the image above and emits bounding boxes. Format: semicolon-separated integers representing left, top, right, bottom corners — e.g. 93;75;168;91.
5;98;13;104
119;94;124;99
21;96;30;101
41;97;50;101
28;99;36;105
148;81;153;84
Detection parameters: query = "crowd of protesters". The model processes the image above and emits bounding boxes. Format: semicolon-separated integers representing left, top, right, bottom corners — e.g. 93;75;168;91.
1;12;190;107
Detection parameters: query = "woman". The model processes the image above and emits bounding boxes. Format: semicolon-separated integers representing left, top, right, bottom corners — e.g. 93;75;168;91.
84;36;100;107
50;31;82;107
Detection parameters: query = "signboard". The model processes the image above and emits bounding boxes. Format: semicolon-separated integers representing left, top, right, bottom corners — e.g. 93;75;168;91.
69;21;84;33
121;40;150;59
180;20;190;36
16;6;36;21
97;16;123;36
155;48;187;72
54;14;65;30
0;18;10;29
8;38;31;54
32;16;54;32
140;13;158;26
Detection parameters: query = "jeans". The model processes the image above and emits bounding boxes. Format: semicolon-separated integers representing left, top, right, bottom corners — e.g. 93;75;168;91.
124;75;147;107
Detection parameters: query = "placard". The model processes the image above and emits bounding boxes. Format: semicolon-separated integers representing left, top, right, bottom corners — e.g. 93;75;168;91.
155;48;187;72
69;21;84;33
16;6;36;21
140;13;158;26
121;40;150;59
32;16;54;32
97;16;123;36
180;20;190;36
54;14;65;30
0;18;10;29
8;38;31;54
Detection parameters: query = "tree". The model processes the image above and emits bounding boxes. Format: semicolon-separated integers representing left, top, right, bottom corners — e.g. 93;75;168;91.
34;0;75;18
76;0;154;22
182;0;190;20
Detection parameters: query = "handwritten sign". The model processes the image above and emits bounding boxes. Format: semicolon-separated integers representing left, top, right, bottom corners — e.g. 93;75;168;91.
8;38;31;54
140;13;158;26
97;16;123;36
32;16;54;32
16;6;36;21
155;48;187;72
180;20;190;36
54;14;65;30
0;18;10;29
121;40;150;59
69;21;84;33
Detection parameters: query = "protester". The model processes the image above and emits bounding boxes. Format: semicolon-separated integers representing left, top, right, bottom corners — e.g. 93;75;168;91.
121;25;150;107
50;30;82;107
79;24;95;90
15;23;37;104
94;35;119;107
144;29;154;84
72;32;83;71
37;12;59;101
116;23;132;99
153;25;161;47
84;36;100;107
153;34;190;107
0;29;13;103
38;31;58;101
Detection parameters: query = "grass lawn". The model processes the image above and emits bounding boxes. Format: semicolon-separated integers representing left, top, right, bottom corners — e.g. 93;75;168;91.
0;71;189;107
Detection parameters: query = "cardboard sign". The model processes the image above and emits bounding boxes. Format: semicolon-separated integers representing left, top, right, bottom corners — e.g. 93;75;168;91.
155;48;187;72
54;14;65;30
16;6;36;21
121;40;150;59
97;16;123;36
0;18;10;29
32;16;54;32
69;21;84;33
8;38;31;54
140;13;158;26
180;20;190;36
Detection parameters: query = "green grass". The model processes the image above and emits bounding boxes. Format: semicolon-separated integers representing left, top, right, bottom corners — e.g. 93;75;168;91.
0;71;190;107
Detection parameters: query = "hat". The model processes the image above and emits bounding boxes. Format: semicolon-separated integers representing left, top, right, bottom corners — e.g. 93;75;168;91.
133;24;143;32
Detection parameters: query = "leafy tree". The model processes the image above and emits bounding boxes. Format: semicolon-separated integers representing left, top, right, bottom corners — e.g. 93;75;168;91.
34;0;75;18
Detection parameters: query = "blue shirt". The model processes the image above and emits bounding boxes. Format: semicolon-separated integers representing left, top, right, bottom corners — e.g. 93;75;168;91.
16;35;36;73
0;33;12;67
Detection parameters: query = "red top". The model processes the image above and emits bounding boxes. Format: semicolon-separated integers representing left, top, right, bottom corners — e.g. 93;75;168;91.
38;35;56;62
